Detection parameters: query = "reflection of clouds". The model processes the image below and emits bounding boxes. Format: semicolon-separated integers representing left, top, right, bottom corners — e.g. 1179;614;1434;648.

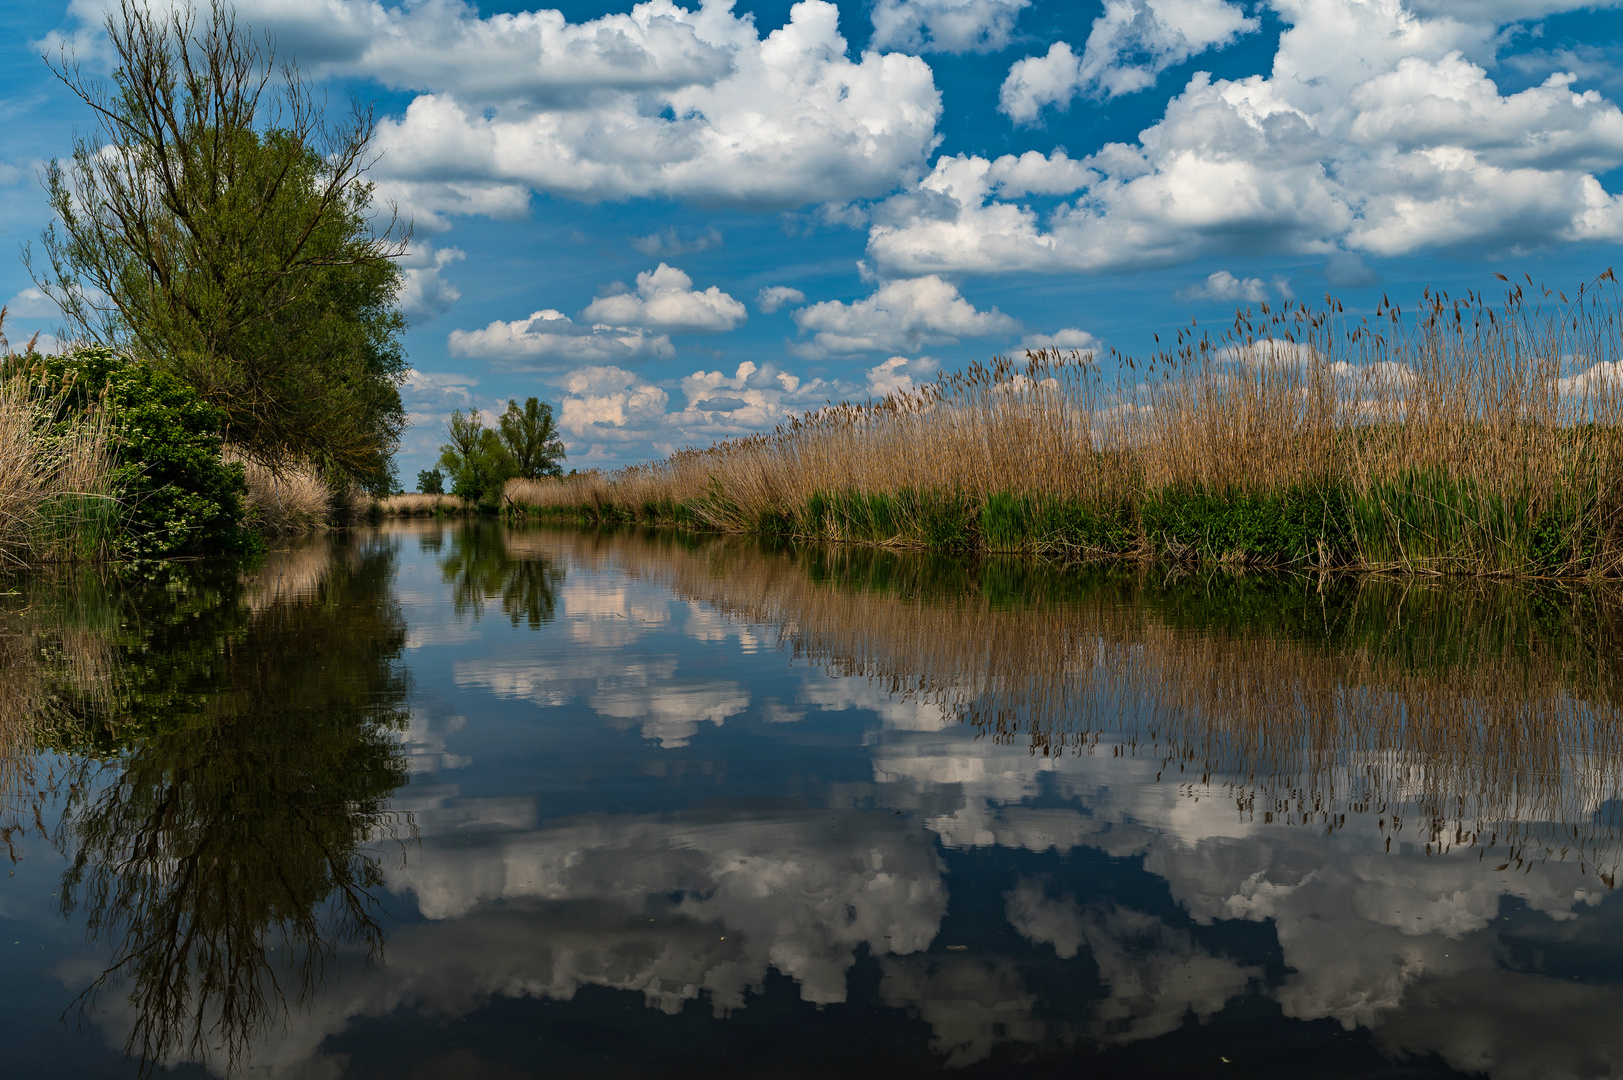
1377;971;1623;1080
592;681;749;748
1003;881;1257;1045
1080;904;1257;1043
800;675;956;732
561;580;669;648
452;653;597;708
396;696;472;773
683;607;767;653
165;804;958;1078
454;649;742;748
878;954;1044;1066
398;587;482;649
1005;877;1085;958
388;807;947;995
878;722;1617;1067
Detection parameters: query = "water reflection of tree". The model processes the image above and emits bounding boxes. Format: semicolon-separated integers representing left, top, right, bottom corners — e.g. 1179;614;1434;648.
437;522;564;628
40;537;412;1075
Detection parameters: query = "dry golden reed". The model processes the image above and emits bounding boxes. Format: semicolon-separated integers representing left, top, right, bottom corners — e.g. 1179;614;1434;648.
508;274;1623;576
0;377;118;565
232;451;332;533
376;492;466;517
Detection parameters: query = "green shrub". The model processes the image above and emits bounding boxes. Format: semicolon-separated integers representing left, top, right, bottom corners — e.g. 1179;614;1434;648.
19;347;252;559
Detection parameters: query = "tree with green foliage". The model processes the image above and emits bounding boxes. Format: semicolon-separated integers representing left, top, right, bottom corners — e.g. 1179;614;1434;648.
32;0;409;494
10;346;252;558
416;467;445;495
498;397;567;479
437;410;515;506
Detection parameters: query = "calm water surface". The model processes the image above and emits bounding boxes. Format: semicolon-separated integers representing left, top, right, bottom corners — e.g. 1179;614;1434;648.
3;522;1623;1078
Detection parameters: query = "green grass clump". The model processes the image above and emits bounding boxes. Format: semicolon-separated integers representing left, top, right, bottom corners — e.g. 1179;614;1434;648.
1142;482;1352;567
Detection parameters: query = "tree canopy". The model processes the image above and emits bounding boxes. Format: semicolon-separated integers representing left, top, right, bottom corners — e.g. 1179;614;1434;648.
499;397;567;480
33;0;409;492
438;409;514;505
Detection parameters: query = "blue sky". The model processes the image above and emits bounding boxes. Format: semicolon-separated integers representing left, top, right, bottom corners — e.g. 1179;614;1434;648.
4;0;1623;481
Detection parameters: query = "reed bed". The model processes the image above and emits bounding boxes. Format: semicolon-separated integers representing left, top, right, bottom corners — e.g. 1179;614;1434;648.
525;526;1623;878
511;274;1623;578
0;378;119;565
231;451;333;533
376;492;468;517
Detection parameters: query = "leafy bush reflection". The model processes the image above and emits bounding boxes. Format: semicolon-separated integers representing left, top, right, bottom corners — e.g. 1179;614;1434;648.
0;536;413;1074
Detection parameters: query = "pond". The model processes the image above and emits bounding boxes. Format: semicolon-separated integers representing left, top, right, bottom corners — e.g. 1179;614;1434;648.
3;521;1623;1078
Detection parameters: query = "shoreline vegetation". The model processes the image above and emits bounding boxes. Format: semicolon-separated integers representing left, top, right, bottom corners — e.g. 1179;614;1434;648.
448;274;1623;581
0;3;408;568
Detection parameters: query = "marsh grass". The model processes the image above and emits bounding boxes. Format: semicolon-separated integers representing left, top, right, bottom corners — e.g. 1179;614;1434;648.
376;492;468;517
511;273;1623;578
533;526;1623;879
0;378;119;565
233;452;332;533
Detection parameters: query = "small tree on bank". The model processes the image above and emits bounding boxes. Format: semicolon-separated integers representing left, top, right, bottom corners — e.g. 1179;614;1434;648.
498;397;567;479
33;0;409;493
438;410;514;504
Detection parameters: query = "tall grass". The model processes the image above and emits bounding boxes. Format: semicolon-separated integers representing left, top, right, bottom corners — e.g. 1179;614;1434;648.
510;273;1623;577
375;492;467;517
232;451;331;533
0;378;119;565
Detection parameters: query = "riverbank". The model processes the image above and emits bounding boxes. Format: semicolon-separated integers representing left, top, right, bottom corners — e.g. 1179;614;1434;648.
0;356;373;565
501;277;1623;580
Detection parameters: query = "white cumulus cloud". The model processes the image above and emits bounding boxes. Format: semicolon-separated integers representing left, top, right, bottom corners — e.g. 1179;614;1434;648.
999;0;1255;121
866;355;940;396
870;0;1031;55
2;287;57;319
448;310;674;366
1178;270;1292;303
790;275;1017;357
544;360;838;465
874;0;1623;277
398;244;465;321
355;0;942;210
1021;327;1099;351
581;264;746;333
757;286;807;313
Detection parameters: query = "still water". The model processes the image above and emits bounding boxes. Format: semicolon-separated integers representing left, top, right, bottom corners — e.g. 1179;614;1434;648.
3;522;1623;1078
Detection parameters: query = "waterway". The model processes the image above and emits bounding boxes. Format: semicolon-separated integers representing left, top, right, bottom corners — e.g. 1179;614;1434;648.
2;521;1622;1078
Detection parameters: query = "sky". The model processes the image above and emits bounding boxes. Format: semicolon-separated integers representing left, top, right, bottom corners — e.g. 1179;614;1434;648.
4;0;1623;482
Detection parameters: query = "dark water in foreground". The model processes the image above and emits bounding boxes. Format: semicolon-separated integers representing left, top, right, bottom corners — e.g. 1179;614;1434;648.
4;523;1623;1078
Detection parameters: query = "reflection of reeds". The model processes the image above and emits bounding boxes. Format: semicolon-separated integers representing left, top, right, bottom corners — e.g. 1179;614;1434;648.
511;277;1623;577
0;580;121;861
533;527;1623;880
242;538;340;612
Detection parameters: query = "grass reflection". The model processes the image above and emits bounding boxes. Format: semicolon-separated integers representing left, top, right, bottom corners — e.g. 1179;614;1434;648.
542;526;1623;885
0;536;412;1075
